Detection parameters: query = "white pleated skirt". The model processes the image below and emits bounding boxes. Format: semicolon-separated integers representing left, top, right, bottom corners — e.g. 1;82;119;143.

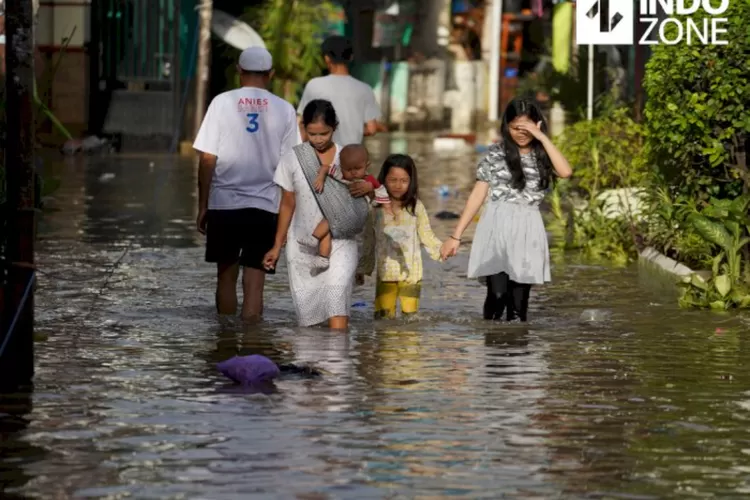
467;200;551;285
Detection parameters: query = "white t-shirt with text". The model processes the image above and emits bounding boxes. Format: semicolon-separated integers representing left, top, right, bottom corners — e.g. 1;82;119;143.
193;87;301;213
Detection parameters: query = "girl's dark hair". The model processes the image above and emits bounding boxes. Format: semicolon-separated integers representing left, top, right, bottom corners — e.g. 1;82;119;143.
302;99;338;129
500;97;553;191
378;154;419;215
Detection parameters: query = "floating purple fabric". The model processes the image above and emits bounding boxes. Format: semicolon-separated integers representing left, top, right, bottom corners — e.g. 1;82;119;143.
216;355;281;385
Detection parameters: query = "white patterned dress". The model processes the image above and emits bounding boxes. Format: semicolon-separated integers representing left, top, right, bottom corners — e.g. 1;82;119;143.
273;144;359;326
467;143;551;285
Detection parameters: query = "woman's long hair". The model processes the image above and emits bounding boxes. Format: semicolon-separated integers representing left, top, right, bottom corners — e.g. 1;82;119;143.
500;98;553;191
377;154;419;215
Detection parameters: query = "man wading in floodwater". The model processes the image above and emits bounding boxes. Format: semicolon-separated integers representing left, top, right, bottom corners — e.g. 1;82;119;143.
193;47;301;320
296;35;382;146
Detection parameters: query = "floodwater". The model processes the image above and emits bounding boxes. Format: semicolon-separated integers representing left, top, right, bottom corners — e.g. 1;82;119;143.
2;135;750;499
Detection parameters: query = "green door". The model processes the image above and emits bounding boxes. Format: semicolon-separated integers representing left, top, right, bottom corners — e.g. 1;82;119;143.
96;0;182;86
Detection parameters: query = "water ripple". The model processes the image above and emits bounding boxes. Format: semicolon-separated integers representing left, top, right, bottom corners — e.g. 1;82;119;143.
2;141;750;498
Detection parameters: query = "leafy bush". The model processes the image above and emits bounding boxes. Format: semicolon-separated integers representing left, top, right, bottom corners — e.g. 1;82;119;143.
569;200;637;266
549;106;648;264
640;187;713;271
678;196;750;310
557;106;647;197
642;1;750;309
642;0;750;200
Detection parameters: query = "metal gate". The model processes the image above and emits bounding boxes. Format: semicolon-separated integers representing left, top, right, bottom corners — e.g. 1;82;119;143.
93;0;182;87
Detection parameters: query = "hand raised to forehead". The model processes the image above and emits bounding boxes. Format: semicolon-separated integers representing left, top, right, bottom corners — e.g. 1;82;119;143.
515;117;545;139
518;115;542;129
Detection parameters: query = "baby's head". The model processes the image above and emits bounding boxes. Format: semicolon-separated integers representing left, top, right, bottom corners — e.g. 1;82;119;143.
339;144;370;182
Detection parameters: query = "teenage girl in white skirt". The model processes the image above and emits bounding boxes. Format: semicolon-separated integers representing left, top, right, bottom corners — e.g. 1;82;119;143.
440;98;573;322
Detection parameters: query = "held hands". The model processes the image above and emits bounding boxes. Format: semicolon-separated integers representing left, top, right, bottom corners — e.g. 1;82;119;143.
440;238;460;260
262;246;281;271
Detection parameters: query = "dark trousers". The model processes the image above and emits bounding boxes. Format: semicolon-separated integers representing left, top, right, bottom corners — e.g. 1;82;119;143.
483;272;532;322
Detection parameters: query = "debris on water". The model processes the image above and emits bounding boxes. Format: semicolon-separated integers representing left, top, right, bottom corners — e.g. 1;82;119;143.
435;211;460;220
99;173;116;183
217;355;280;385
62;135;111;155
217;355;324;386
436;185;460;198
579;309;611;322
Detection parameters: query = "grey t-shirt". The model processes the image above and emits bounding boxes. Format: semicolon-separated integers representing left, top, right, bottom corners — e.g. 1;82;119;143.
297;75;381;147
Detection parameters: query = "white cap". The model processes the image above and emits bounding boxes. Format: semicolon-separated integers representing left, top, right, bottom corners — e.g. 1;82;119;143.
239;47;273;72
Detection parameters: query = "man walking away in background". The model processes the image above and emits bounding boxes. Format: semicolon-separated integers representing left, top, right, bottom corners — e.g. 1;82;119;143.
297;36;382;145
193;47;301;321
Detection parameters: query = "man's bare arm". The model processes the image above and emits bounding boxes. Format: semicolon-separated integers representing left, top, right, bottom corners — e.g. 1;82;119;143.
363;119;379;137
198;152;217;211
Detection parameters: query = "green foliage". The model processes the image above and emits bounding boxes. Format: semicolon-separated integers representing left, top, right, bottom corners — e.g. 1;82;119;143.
568;198;636;266
641;186;713;270
549;107;647;265
545;0;750;310
678;196;750;310
642;3;750;310
226;0;340;104
688;197;750;280
557;107;647;197
642;0;750;200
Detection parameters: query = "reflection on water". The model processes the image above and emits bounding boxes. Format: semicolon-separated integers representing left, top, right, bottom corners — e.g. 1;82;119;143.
0;393;44;500
1;135;750;498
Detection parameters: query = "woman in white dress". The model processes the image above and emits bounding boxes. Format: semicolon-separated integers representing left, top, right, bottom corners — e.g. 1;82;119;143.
263;100;374;329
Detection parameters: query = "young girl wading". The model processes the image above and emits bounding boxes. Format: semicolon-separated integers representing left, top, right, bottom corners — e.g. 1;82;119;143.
440;98;573;322
359;154;444;318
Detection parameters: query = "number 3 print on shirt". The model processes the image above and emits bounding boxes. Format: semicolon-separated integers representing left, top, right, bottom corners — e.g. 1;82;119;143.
246;113;260;133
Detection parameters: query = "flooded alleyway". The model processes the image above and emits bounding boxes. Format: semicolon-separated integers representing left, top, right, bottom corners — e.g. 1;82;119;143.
2;136;750;498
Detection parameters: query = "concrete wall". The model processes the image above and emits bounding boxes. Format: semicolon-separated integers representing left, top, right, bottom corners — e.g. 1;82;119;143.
0;0;92;136
38;0;90;134
446;60;487;133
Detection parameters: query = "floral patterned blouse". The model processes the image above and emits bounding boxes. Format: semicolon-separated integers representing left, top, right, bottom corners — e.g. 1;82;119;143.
476;143;546;206
358;200;442;284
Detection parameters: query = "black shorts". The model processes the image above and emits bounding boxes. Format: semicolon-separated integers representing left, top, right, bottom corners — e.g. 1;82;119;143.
205;207;277;273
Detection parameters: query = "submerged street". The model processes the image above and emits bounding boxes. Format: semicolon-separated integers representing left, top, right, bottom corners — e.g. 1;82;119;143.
2;136;750;498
